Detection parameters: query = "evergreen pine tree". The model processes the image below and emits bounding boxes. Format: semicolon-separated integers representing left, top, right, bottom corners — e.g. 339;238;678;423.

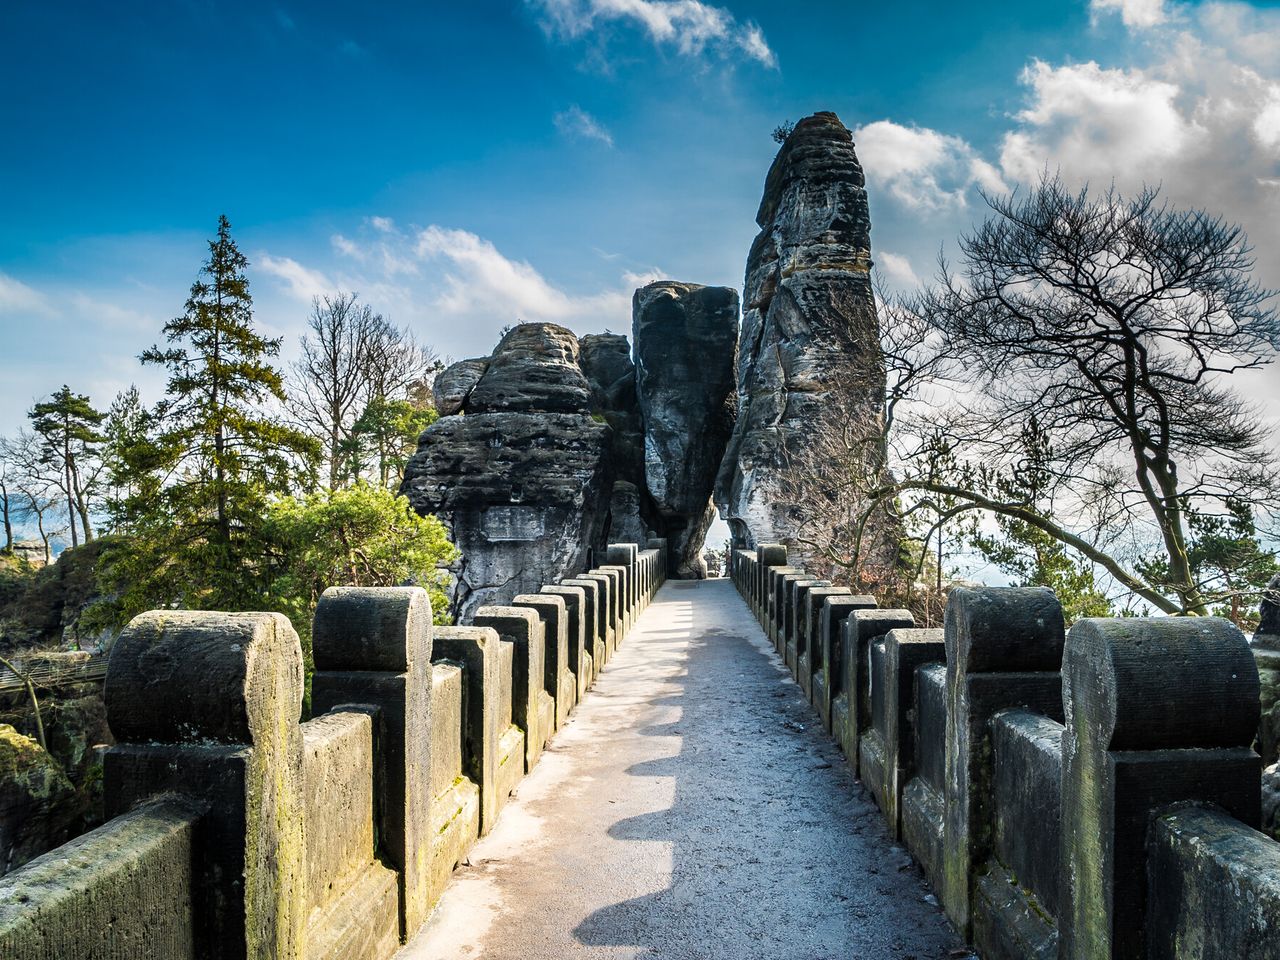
104;215;319;614
29;385;105;548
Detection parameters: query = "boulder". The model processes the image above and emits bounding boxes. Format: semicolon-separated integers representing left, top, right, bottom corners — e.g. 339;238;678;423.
401;323;616;621
432;357;490;416
465;323;593;414
633;281;739;578
714;111;892;567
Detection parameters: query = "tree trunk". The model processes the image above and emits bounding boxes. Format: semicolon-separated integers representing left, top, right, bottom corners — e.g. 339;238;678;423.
1;480;12;552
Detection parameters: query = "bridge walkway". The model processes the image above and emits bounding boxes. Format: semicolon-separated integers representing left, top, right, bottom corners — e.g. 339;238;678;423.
398;578;963;959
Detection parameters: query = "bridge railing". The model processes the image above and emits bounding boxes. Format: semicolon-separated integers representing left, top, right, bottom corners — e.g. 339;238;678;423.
0;540;666;960
733;545;1280;960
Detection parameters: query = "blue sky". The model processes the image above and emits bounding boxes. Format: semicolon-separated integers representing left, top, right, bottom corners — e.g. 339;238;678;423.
2;0;1279;441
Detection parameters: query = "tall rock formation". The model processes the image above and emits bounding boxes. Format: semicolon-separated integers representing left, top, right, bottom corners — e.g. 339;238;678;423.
714;111;889;565
402;323;615;621
633;281;739;578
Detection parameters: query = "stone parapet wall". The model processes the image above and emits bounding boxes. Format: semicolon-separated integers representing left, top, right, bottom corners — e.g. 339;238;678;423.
732;547;1280;960
0;540;666;960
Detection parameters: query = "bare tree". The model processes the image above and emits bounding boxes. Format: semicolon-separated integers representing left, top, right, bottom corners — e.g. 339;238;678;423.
848;178;1280;616
0;443;15;552
290;293;440;489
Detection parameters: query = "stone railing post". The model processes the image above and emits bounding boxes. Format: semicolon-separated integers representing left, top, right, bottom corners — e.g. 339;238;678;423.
472;606;549;771
1060;616;1261;960
513;594;573;730
562;577;604;680
756;543;787;620
940;587;1064;937
542;584;590;700
814;594;877;731
591;567;623;653
432;625;516;835
606;544;640;625
310;586;435;937
104;610;305;960
836;609;914;766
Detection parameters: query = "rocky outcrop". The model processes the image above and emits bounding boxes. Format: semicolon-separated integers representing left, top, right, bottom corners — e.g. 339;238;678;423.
633;281;738;578
714;111;890;566
402;324;615;621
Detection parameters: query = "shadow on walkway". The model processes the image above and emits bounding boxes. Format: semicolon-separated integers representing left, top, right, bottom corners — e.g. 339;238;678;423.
571;581;960;959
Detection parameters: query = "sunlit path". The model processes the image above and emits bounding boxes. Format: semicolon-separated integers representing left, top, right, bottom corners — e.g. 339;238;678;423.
398;579;960;960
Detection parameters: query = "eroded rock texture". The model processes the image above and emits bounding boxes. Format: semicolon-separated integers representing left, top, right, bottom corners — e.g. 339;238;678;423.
714;111;889;565
402;324;615;621
634;281;738;578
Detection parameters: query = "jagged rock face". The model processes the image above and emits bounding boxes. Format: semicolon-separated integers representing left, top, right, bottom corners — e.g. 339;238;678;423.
714;111;889;565
634;281;739;578
401;323;614;621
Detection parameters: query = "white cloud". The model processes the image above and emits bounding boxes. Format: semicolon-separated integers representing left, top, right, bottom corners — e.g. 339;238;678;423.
262;221;664;360
554;105;615;147
257;254;335;302
528;0;775;66
853;120;1009;210
875;252;922;290
1091;0;1167;29
0;272;53;317
999;60;1196;184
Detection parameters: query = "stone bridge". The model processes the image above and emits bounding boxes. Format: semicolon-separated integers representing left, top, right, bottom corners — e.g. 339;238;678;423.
3;539;1280;959
5;110;1280;960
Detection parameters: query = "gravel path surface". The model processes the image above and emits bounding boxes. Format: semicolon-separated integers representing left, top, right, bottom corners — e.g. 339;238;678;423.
398;578;965;960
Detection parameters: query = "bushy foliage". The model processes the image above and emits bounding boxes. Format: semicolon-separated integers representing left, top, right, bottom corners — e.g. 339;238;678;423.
262;484;456;657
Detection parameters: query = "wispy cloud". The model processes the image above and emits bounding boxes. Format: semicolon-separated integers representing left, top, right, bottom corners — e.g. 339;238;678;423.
528;0;776;67
0;272;54;317
257;254;335;302
554;105;615;147
264;218;665;359
1090;0;1168;30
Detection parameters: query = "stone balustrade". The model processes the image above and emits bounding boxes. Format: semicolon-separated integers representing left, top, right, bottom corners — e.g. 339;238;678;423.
0;541;666;960
732;544;1280;960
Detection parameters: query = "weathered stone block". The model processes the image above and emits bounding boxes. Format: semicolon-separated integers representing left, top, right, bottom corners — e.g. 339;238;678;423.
562;578;604;680
310;586;434;937
814;594;877;731
513;594;574;731
473;607;551;771
541;585;590;701
105;610;305;960
837;608;914;769
426;663;480;911
433;625;519;835
1148;804;1280;960
1060;616;1261;960
0;797;201;959
942;587;1064;936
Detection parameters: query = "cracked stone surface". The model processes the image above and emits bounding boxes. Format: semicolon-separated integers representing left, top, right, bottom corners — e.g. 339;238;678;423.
398;579;963;959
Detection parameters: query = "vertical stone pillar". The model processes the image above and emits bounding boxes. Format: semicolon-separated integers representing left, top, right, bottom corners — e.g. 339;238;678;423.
790;580;832;681
939;587;1064;936
562;577;604;680
877;627;945;838
756;543;787;620
473;606;548;771
814;594;877;730
835;609;914;767
308;586;434;938
591;567;623;653
513;594;573;729
542;585;590;699
432;625;508;835
606;544;640;622
105;610;305;960
600;563;632;635
1060;616;1261;960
